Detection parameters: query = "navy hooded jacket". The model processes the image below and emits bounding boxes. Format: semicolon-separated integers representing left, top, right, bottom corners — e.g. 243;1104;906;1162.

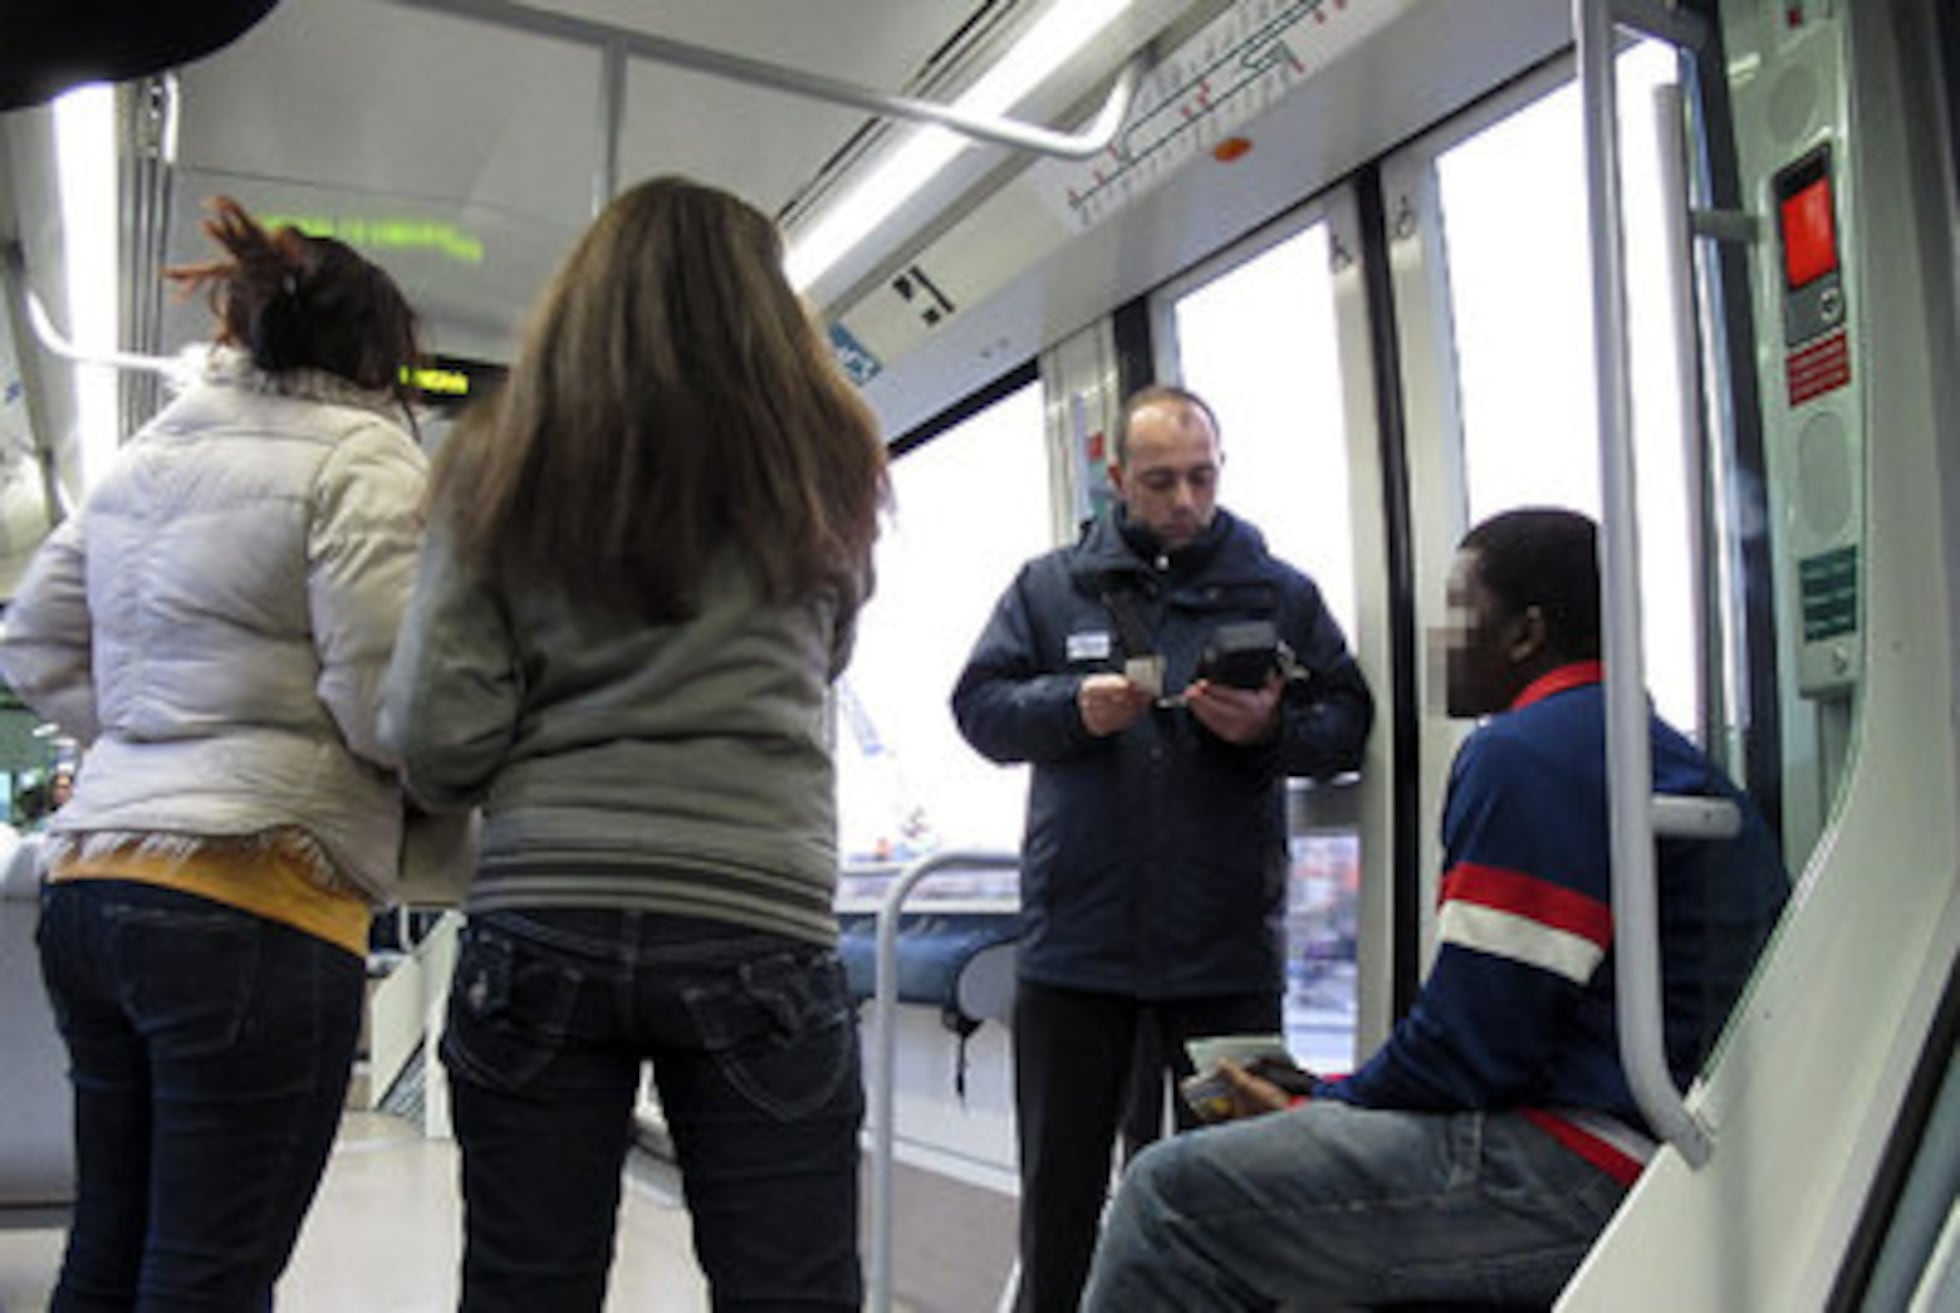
952;506;1372;998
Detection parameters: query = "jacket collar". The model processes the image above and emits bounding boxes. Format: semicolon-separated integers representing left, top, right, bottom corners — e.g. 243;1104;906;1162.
198;344;404;420
1072;505;1256;585
1510;660;1604;711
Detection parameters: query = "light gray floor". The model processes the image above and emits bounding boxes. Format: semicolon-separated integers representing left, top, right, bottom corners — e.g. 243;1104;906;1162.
0;1109;1017;1312
0;1111;709;1312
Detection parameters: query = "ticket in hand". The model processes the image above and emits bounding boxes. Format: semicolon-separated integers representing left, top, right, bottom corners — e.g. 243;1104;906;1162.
1180;1034;1314;1118
1184;1034;1294;1074
1124;654;1165;699
1178;1068;1240;1123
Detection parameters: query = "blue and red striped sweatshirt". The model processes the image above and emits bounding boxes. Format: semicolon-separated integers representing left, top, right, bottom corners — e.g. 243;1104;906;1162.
1317;663;1788;1183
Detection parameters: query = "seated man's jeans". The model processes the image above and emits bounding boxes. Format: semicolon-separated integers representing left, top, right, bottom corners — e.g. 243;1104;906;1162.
36;878;364;1313
442;907;864;1313
1081;1100;1628;1312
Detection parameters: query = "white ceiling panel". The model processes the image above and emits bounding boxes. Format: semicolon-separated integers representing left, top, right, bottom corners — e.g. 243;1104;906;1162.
173;1;602;221
155;0;1021;360
552;0;986;90
617;61;871;216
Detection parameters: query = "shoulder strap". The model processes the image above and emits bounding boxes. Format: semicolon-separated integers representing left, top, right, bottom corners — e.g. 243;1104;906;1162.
1098;583;1155;658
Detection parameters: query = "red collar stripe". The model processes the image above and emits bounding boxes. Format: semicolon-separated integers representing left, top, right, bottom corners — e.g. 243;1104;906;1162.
1512;660;1604;710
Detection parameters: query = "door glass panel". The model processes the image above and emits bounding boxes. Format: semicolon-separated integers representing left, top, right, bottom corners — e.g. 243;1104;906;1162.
1169;223;1356;642
1436;41;1699;731
1163;218;1362;1072
0;307;52;598
834;382;1049;907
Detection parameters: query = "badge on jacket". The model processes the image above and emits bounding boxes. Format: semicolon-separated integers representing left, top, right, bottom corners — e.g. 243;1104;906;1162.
1067;630;1113;662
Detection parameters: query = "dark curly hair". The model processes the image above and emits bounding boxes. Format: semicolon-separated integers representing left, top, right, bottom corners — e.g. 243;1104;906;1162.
166;196;421;406
1461;507;1603;661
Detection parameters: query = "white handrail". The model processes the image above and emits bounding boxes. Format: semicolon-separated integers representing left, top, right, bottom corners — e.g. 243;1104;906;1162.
23;287;183;380
868;849;1019;1313
1652;795;1742;842
392;0;1145;161
1573;0;1711;1167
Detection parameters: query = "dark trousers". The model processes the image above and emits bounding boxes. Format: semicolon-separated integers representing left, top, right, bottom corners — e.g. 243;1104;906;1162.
1012;979;1281;1313
442;908;864;1313
36;879;363;1313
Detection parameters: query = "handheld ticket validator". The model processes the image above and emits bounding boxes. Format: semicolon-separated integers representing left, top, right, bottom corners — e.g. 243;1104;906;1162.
1197;621;1282;689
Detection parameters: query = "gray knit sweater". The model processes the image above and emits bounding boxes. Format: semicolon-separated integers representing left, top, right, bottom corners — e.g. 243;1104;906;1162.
379;529;860;945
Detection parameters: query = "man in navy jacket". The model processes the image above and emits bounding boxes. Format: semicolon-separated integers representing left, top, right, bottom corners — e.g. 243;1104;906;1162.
1080;507;1789;1310
952;385;1373;1312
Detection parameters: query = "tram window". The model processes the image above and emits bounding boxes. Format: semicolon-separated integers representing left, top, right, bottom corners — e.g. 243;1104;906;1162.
1157;216;1362;1073
1434;41;1701;734
834;381;1048;903
0;303;52;570
0;683;63;829
1163;221;1356;642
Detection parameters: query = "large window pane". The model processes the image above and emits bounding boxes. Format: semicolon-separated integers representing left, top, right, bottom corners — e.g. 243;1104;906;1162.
1170;223;1357;641
1165;219;1362;1072
0;305;54;596
1437;42;1699;732
836;383;1050;901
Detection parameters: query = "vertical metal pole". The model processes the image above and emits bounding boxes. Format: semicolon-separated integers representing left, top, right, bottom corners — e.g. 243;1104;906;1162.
1574;0;1711;1166
1652;78;1714;743
595;38;624;215
126;74;177;434
869;850;1020;1313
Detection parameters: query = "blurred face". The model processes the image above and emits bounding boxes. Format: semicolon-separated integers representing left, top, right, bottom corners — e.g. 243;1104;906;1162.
1437;548;1523;718
1110;399;1221;550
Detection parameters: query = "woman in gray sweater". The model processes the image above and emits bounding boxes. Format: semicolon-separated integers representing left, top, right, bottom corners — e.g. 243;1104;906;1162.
381;175;887;1312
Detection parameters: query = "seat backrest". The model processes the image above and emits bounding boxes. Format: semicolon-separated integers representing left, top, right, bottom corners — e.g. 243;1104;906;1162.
0;835;77;1212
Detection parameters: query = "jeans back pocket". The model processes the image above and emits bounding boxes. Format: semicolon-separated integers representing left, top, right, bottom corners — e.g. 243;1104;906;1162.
682;949;861;1123
109;898;263;1061
440;923;587;1092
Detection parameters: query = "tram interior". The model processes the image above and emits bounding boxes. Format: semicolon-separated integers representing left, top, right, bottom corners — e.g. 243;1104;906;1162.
4;0;1960;1309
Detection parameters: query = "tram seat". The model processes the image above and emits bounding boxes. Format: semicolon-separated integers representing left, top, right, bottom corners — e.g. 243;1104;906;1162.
0;831;75;1223
837;911;1019;1029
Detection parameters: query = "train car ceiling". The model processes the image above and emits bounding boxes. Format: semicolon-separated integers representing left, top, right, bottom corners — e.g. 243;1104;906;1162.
851;0;1571;439
1;0;1568;553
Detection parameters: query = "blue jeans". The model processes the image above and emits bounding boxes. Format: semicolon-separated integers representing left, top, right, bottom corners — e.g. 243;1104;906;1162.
35;879;364;1312
1081;1100;1628;1311
442;909;864;1313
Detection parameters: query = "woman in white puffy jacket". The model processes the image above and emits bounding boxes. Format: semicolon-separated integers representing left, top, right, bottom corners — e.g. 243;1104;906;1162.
0;198;427;1311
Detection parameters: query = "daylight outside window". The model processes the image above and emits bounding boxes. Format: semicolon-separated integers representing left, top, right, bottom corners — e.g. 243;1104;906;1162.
1437;41;1699;733
1167;218;1362;1072
834;383;1051;908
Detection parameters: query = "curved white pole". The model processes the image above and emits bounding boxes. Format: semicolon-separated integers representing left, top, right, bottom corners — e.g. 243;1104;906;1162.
1574;0;1711;1167
25;288;183;380
394;0;1144;161
869;850;1019;1313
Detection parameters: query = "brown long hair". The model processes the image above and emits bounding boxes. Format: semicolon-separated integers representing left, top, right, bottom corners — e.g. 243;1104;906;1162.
432;175;887;620
167;196;420;405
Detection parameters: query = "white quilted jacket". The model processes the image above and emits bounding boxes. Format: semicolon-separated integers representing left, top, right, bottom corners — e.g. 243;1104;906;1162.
0;348;428;902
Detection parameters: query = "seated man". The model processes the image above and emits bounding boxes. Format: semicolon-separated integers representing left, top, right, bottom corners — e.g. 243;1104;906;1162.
1081;508;1790;1311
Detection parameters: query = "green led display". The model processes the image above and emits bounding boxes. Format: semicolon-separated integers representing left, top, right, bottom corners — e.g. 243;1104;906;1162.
262;214;485;265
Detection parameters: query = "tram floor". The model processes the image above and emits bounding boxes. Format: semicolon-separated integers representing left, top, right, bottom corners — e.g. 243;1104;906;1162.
0;1110;1016;1312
